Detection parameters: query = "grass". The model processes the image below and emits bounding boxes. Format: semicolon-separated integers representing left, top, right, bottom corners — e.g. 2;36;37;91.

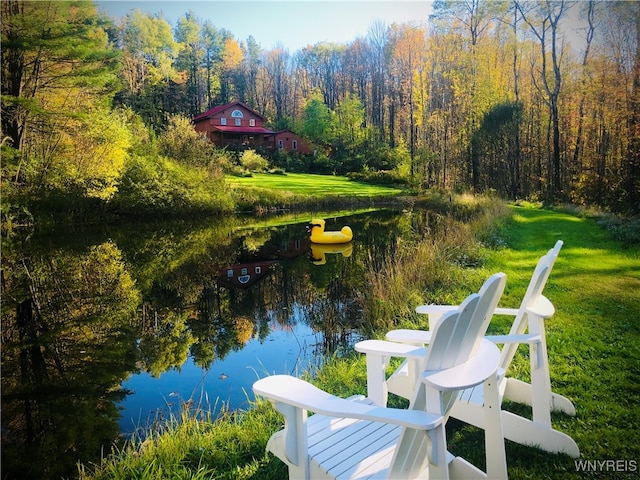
78;404;285;480
227;172;407;213
79;201;640;480
500;206;639;476
361;195;512;334
444;205;640;479
226;172;404;196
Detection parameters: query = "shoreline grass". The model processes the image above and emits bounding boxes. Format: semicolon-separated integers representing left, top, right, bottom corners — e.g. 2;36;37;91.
79;201;640;480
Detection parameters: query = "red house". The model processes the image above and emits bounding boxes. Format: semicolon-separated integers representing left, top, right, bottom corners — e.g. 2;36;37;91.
269;129;314;155
193;101;312;154
193;101;273;149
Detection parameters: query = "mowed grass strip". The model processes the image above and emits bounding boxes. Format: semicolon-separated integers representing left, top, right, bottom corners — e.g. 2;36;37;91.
226;173;403;196
474;206;640;478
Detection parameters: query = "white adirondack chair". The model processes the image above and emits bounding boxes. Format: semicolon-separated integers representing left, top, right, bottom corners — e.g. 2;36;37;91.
385;240;580;458
253;273;508;480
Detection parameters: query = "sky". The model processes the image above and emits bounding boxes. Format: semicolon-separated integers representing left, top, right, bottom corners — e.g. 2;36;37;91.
96;0;433;51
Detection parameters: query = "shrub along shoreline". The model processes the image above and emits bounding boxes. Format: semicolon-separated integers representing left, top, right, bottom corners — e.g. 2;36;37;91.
79;200;640;480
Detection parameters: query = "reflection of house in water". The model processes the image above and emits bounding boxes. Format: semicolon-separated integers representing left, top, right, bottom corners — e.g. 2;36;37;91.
217;261;278;289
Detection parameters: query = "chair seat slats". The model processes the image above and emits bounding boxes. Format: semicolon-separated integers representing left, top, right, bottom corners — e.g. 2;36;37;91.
307;415;400;479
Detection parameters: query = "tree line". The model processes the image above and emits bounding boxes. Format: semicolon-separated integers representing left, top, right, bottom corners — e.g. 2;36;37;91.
2;0;639;220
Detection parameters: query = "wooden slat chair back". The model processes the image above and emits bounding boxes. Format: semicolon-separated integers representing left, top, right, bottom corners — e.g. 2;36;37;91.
385;241;579;458
378;271;507;417
496;240;562;375
253;273;508;479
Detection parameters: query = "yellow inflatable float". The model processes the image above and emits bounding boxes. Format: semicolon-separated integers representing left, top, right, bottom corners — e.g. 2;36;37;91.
306;218;353;244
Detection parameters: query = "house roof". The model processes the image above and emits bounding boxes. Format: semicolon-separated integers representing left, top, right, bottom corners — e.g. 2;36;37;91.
193;101;266;123
212;125;275;135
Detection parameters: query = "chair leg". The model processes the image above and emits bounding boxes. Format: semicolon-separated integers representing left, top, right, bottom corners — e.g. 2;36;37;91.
483;374;507;479
503;378;576;416
450;401;580;458
528;314;553;427
428;425;450;480
501;411;580;458
365;353;389;407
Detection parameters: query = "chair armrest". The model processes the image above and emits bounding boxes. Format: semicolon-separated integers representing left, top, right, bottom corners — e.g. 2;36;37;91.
422;340;500;392
253;375;442;430
354;339;426;359
526;295;555;318
486;334;541;344
417;305;519;316
386;329;432;345
415;304;457;315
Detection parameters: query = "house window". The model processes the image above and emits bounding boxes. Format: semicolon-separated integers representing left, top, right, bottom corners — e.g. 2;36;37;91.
278;140;284;149
292;140;298;150
241;267;248;275
220;117;227;125
227;269;234;277
255;266;262;274
231;110;243;118
235;118;242;126
249;118;255;127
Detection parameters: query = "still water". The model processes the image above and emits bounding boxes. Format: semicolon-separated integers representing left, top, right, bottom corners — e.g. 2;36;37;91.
2;208;431;480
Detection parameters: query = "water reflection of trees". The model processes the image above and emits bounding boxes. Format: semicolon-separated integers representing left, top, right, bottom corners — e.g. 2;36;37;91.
1;241;140;480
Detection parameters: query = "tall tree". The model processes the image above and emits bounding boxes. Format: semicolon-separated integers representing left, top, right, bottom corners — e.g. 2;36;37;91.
333;93;369;168
241;35;262;108
367;20;389;141
517;0;574;200
570;0;595;179
300;42;346;110
220;37;243;102
432;0;499;191
509;1;523;198
619;1;640;213
175;11;203;116
301;92;333;146
263;45;291;127
201;21;224;109
117;10;179;127
343;38;371;118
388;24;427;176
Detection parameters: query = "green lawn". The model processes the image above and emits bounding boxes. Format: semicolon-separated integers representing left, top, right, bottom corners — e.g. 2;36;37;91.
474;206;640;478
226;172;403;196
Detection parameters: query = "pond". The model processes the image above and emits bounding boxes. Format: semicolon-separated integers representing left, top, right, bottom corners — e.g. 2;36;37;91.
1;208;433;480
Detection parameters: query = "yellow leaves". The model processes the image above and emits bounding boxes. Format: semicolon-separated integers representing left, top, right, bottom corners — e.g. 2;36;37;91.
158;114;211;167
19;240;140;334
63;108;132;199
120;10;180;84
233;316;254;346
222;38;243;70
